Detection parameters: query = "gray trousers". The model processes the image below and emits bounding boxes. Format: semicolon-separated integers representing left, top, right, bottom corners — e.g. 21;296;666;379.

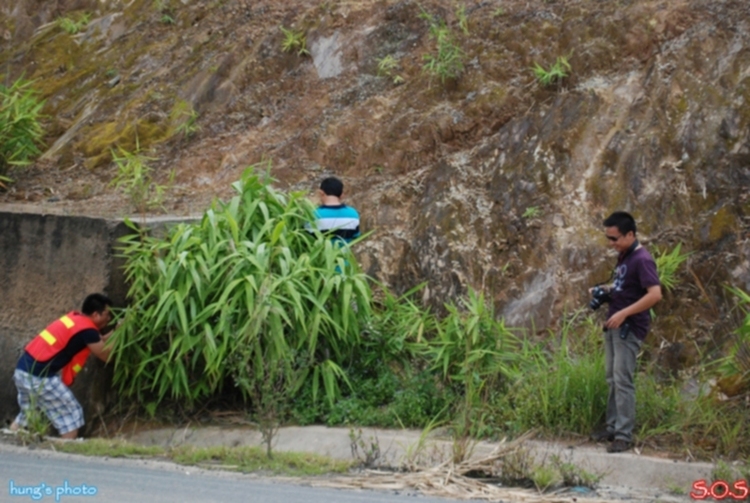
604;327;642;442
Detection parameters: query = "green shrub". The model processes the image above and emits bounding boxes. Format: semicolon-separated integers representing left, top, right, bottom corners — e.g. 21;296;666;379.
420;11;464;83
294;366;455;429
532;56;571;87
376;55;404;84
0;78;45;172
634;371;681;436
109;146;172;213
654;243;691;292
497;315;607;436
361;283;434;370
715;287;750;395
280;26;309;56
57;13;91;34
113;166;372;408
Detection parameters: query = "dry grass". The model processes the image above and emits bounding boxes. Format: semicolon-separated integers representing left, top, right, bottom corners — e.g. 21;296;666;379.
308;431;610;502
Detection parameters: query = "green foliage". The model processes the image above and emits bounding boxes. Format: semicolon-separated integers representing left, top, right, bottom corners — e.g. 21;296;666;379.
249;357;298;459
154;0;175;24
349;428;382;468
431;289;521;437
531;465;560;492
634;372;681;435
455;4;469;35
522;206;542;218
0;78;45;172
112;167;372;410
169;445;352;475
681;397;748;458
57;13;91;34
0;173;11;189
376;55;404;85
654;243;691;292
17;380;51;443
54;438;163;457
716;287;750;395
551;454;602;488
532;56;571;87
497;314;608;436
108;146;172;213
280;26;309;56
420;11;465;84
57;440;351;476
172;99;200;139
431;289;519;390
361;283;434;370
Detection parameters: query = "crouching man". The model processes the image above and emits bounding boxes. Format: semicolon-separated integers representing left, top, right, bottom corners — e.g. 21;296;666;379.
10;293;115;439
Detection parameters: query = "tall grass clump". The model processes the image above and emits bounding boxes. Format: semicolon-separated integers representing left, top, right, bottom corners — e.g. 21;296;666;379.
109;146;172;213
291;285;452;429
280;26;309;56
112;166;372;409
633;371;681;438
420;10;465;84
654;243;691;292
57;13;91;34
0;78;45;173
497;313;607;436
716;286;750;395
532;56;571;87
430;289;522;437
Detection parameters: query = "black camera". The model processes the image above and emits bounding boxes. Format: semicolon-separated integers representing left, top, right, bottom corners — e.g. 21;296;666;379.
589;286;611;310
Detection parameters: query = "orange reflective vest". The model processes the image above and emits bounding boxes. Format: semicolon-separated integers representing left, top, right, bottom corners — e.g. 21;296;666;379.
25;312;100;386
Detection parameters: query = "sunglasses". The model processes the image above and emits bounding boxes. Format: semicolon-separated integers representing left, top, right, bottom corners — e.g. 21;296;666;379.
606;235;621;242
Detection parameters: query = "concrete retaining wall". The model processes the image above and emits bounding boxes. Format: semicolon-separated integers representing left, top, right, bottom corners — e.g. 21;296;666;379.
0;210;131;432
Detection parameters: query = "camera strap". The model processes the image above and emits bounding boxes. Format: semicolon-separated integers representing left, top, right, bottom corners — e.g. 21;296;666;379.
617;239;639;265
595;239;640;287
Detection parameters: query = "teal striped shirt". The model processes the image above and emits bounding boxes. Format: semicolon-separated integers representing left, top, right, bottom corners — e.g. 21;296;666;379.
313;204;360;242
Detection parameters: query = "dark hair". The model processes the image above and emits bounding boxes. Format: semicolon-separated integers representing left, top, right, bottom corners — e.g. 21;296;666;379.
603;211;637;236
320;177;344;197
81;293;113;316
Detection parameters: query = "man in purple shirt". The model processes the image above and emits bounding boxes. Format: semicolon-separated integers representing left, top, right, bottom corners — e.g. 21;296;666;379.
590;212;662;453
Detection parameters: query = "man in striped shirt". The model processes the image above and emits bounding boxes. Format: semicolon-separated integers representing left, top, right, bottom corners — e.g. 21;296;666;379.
314;176;360;243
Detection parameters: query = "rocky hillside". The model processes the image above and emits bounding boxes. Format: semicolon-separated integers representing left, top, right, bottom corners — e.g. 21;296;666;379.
2;0;750;373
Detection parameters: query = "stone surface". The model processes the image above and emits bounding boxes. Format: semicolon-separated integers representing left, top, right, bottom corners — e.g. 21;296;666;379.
128;424;711;501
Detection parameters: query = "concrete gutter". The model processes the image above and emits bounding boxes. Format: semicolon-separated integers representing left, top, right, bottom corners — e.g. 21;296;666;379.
128;425;709;501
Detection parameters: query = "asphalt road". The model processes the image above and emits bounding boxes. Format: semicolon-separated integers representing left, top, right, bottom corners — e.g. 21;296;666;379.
0;444;469;503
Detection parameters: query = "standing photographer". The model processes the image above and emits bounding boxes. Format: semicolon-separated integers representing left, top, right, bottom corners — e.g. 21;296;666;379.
590;212;662;453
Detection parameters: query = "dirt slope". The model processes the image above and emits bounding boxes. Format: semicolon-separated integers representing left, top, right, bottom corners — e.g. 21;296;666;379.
1;0;750;374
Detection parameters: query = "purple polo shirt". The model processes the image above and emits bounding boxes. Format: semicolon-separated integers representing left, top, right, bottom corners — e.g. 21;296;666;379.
607;246;661;340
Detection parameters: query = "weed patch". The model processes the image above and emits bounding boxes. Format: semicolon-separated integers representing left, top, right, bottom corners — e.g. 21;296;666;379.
532;56;571;87
420;10;465;84
0;78;45;173
280;26;309;56
53;439;352;476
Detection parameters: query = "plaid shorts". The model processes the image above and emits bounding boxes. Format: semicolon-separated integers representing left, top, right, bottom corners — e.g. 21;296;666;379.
13;369;84;435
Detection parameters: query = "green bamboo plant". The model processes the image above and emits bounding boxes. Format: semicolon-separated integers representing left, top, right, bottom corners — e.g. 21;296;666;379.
112;167;372;408
654;242;691;292
0;78;45;172
429;288;521;436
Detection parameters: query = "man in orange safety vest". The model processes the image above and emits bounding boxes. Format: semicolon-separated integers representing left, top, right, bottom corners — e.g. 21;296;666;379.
10;293;115;439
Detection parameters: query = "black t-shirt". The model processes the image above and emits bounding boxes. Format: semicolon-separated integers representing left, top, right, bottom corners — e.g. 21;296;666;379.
16;328;101;376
